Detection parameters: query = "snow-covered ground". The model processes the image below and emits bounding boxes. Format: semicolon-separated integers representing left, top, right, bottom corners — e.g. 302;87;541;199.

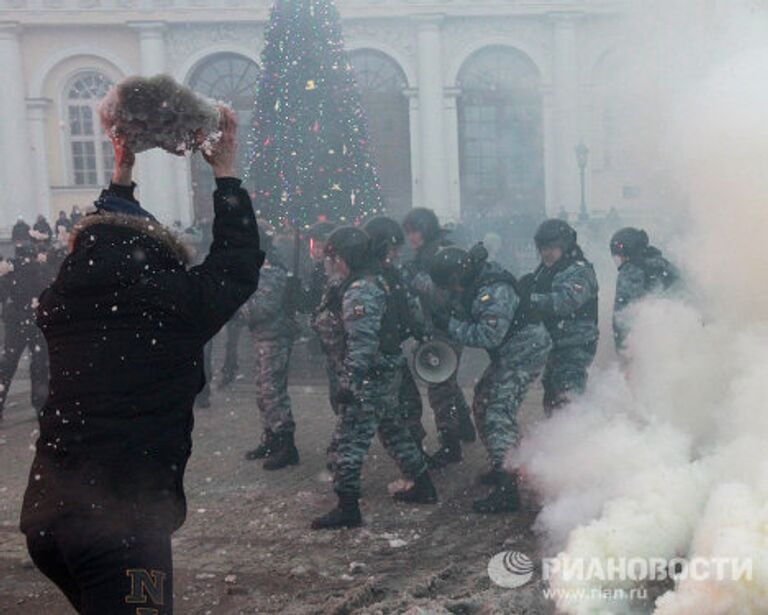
0;341;563;614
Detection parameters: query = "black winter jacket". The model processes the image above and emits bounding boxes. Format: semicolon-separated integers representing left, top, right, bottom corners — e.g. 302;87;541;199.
20;178;262;535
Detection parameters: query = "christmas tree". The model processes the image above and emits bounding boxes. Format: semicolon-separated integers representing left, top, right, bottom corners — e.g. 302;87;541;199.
246;0;384;229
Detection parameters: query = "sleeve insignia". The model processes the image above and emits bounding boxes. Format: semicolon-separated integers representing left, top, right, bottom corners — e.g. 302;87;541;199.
353;304;366;317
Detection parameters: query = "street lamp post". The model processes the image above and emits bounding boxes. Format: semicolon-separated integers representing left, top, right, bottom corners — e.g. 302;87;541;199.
575;140;589;221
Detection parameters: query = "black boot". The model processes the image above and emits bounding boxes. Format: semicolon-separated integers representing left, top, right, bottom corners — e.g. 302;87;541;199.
458;406;477;443
393;471;438;504
473;472;521;514
263;431;300;470
244;430;275;461
311;493;362;530
477;468;506;486
427;435;462;469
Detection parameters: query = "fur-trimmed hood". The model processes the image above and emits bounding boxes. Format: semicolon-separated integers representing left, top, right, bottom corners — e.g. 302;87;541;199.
47;211;194;300
70;211;192;265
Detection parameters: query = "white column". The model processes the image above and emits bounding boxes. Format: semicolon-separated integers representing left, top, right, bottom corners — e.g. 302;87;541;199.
129;21;184;225
443;87;461;221
404;88;422;210
0;23;36;227
550;12;581;216
415;15;449;220
26;98;53;218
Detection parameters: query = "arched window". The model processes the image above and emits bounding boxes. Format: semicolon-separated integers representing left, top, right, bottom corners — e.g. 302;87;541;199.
65;71;114;186
188;53;261;221
457;47;544;221
349;49;412;219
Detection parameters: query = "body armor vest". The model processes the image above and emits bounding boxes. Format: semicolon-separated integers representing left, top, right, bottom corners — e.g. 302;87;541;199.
338;270;402;356
462;265;540;346
532;257;598;330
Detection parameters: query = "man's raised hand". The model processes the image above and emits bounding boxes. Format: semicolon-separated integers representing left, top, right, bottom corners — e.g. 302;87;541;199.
111;137;135;187
203;106;238;179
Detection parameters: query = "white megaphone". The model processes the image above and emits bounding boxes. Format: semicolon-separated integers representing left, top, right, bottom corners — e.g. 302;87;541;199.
412;339;459;384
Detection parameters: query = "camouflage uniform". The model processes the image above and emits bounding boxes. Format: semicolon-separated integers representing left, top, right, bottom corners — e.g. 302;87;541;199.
529;252;599;414
382;264;427;445
312;281;345;451
402;240;472;444
444;263;552;468
613;248;679;352
244;257;297;435
322;273;427;497
316;270;427;451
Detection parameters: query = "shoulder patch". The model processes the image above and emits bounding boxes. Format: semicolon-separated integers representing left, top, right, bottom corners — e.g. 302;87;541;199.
353;304;366;317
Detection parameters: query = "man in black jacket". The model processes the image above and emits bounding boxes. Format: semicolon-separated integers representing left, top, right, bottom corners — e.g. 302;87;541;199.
20;108;262;615
0;242;56;419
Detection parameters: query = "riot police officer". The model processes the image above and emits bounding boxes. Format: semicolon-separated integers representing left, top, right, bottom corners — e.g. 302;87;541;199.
610;227;680;353
242;224;299;470
402;208;476;467
311;227;437;530
430;244;552;513
364;216;427;449
526;219;599;414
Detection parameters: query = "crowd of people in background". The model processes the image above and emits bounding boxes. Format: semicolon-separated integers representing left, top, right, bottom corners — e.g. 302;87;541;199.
10;206;85;247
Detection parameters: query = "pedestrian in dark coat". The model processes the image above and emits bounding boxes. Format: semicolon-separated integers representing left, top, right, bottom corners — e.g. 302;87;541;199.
20;108;262;615
11;217;30;243
0;243;56;418
54;211;72;238
32;214;53;242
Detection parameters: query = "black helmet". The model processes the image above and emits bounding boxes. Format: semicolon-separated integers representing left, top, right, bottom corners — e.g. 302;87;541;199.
534;219;577;251
430;243;488;289
364;216;404;261
610;227;649;259
402;208;441;243
324;226;371;271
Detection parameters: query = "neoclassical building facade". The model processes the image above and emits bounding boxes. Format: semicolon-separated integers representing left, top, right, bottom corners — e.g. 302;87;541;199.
0;0;640;230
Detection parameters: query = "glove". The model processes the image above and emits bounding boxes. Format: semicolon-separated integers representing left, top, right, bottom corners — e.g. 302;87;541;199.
335;388;357;406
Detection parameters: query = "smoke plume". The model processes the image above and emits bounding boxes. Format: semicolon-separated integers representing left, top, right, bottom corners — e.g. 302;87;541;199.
510;2;768;613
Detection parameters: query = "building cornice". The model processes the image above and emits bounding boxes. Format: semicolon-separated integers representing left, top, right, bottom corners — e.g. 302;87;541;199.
1;1;630;26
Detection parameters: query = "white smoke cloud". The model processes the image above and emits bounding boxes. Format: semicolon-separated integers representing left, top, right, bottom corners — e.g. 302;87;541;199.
509;3;768;613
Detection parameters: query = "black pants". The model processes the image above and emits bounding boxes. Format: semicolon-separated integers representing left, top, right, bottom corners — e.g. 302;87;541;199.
0;314;48;413
26;522;173;614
